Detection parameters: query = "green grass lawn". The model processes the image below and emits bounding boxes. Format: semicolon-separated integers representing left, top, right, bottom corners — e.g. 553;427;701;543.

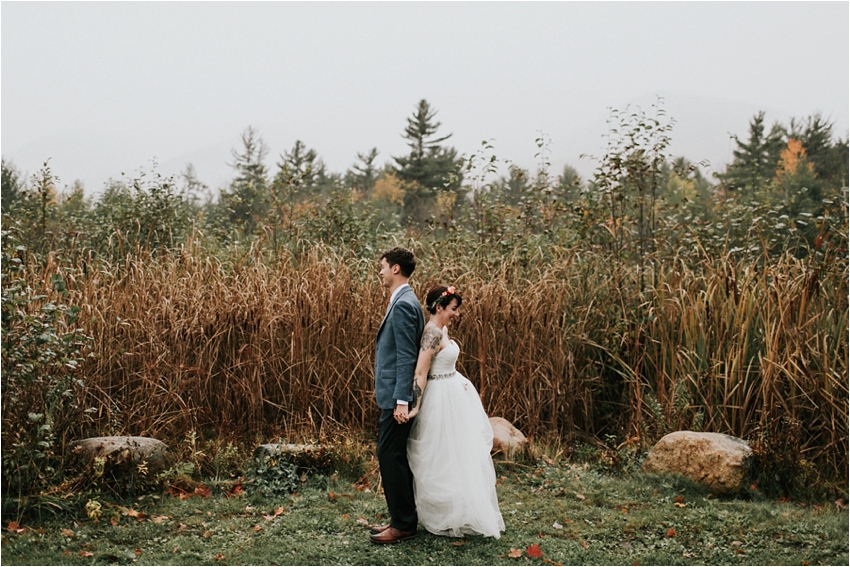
2;462;847;566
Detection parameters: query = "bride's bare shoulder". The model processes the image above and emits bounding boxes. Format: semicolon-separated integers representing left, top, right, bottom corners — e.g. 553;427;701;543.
420;324;443;351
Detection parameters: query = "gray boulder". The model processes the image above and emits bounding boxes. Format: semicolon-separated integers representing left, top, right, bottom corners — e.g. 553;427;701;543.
489;417;527;458
70;436;175;477
641;431;752;494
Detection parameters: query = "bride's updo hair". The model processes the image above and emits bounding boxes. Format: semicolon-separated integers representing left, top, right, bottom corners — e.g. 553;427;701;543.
425;284;462;314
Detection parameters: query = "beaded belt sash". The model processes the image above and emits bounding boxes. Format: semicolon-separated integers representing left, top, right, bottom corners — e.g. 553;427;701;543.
427;372;455;380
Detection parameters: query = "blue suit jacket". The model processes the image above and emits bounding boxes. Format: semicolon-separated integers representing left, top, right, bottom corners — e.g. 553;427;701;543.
374;286;425;410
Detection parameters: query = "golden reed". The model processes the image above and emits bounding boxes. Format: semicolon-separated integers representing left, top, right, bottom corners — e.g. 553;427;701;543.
19;239;849;479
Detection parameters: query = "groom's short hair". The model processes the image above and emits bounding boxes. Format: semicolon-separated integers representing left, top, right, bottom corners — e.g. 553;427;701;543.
381;247;416;278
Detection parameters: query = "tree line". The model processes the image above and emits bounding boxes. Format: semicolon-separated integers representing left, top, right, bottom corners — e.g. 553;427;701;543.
3;99;847;269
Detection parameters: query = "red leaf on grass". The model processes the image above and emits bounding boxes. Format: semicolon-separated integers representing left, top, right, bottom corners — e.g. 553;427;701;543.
80;551;94;557
135;548;142;555
527;543;544;558
61;528;75;537
215;553;225;561
195;485;212;499
667;528;676;538
580;540;590;550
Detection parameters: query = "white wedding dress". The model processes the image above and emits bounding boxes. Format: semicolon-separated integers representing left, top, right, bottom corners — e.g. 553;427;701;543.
407;329;505;538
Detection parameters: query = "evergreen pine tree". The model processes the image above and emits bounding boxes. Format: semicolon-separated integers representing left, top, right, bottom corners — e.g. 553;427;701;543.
220;126;270;236
718;111;784;195
393;99;462;223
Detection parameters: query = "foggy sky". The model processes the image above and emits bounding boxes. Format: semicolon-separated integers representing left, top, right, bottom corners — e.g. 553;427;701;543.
2;1;848;194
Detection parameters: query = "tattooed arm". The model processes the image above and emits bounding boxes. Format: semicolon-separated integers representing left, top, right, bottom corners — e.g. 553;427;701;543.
406;325;443;419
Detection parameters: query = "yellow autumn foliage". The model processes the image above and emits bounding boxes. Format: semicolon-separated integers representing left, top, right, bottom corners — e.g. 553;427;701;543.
371;172;406;205
776;138;814;179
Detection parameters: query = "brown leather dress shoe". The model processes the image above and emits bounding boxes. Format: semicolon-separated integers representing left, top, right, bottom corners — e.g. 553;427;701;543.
369;523;390;535
369;526;417;544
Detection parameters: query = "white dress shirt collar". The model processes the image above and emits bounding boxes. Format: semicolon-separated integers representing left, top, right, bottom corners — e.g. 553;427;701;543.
388;282;410;309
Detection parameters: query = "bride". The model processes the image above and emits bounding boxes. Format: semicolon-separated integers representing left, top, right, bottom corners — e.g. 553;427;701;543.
405;285;505;539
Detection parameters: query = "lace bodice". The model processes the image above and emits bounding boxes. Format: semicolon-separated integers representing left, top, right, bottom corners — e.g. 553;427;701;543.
429;329;459;378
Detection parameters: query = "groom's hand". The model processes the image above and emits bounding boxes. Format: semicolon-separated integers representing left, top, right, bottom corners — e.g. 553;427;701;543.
393;403;409;424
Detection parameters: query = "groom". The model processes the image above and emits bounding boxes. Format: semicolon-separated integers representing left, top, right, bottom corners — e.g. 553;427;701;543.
370;246;425;544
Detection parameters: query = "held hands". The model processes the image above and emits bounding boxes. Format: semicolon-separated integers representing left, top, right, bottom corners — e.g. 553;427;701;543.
393;403;408;424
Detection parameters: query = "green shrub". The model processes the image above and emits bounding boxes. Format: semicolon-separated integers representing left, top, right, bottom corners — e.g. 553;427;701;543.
1;235;92;508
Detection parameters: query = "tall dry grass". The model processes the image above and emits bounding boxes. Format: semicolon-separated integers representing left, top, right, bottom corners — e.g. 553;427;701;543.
21;238;849;480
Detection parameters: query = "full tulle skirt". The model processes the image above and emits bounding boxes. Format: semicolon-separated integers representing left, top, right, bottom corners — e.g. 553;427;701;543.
407;372;505;538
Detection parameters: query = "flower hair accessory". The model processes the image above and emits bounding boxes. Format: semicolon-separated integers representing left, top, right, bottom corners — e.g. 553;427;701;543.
429;286;456;311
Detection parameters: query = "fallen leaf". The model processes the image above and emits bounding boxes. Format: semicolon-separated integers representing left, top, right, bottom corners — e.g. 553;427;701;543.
674;495;684;503
6;521;20;533
80;551;94;557
735;549;746;555
135;548;143;555
274;506;285;516
328;492;336;500
575;492;586;501
580;540;590;550
253;525;263;531
179;523;188;530
203;531;212;538
229;484;245;496
342;514;349;520
667;528;676;538
508;548;524;558
544;559;563;566
109;517;119;526
215;553;225;561
195;485;212;499
730;540;744;547
61;528;75;537
527;543;544;558
452;540;468;547
63;550;72;556
356;517;368;525
172;546;179;553
674;502;687;508
151;515;169;524
552;522;563;530
122;508;141;518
